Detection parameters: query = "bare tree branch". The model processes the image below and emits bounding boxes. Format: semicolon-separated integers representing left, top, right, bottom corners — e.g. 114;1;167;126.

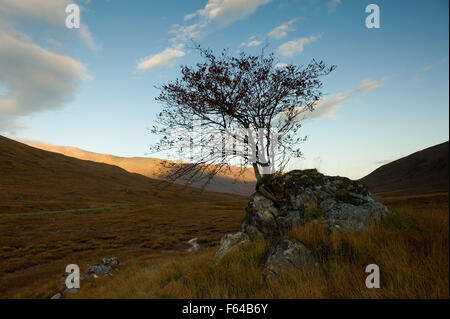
150;45;335;190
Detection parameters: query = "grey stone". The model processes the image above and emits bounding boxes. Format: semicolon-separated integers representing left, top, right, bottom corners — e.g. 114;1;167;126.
243;193;281;238
86;264;114;276
85;257;120;276
50;292;61;299
187;238;200;252
216;232;250;259
319;198;336;212
262;236;316;279
277;210;302;232
102;257;120;266
324;201;391;231
63;288;79;295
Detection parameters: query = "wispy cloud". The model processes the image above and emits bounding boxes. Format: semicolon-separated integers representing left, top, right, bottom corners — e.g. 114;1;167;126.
422;65;433;72
412;61;442;82
6;135;53;145
327;0;342;13
137;45;186;71
274;62;288;68
306;78;386;119
276;35;319;57
375;159;393;165
138;0;271;71
240;35;263;47
0;0;100;50
184;0;272;27
0;32;90;132
268;18;297;40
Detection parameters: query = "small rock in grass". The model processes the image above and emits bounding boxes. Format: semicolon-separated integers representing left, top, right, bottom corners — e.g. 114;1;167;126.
187;238;200;252
50;293;61;299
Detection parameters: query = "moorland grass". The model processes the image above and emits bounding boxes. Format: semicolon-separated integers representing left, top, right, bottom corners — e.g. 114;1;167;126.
73;198;449;299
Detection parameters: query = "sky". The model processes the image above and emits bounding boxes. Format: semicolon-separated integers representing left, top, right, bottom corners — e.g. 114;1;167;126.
0;0;448;179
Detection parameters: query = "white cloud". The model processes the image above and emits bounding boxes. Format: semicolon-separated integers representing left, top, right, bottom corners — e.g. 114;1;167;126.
0;0;100;50
422;65;433;72
79;24;101;51
327;0;342;13
137;46;186;71
240;35;263;47
355;78;385;93
274;62;288;68
276;35;319;57
309;93;347;118
6;135;53;145
307;78;386;119
413;60;446;82
0;32;90;132
185;0;272;27
268;18;297;40
138;0;271;72
0;0;67;23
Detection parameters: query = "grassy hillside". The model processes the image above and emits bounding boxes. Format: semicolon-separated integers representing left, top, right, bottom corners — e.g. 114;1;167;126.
360;141;449;198
0;135;241;214
29;143;256;196
0;135;249;298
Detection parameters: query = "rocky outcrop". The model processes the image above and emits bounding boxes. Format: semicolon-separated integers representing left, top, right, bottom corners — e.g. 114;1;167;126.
242;169;392;238
262;236;316;280
216;169;393;278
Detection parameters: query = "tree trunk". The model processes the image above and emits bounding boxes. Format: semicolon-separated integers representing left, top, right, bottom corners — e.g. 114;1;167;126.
252;163;262;181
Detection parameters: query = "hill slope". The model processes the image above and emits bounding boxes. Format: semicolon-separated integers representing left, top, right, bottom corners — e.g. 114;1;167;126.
29;144;256;195
360;141;449;196
0;136;239;214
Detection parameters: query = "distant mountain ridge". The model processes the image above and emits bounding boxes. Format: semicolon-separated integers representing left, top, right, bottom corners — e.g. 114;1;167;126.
360;141;449;196
29;144;256;196
15;138;448;199
0;135;241;214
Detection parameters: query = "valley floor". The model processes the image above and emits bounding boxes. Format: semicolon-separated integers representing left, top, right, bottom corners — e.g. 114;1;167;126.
0;193;448;298
0;199;246;298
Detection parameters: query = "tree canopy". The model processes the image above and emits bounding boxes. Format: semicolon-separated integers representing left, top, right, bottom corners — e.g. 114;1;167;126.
151;45;335;189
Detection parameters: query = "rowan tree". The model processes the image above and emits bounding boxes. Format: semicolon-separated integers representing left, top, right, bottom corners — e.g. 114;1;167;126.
151;46;335;190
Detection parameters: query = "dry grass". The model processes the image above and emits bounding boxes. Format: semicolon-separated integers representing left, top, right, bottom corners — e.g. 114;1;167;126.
72;194;449;299
0;200;247;298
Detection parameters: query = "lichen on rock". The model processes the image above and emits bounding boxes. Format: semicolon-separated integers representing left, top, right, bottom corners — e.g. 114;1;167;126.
262;236;316;280
243;169;391;237
215;232;250;259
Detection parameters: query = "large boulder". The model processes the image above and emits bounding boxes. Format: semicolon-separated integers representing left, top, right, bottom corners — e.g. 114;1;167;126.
262;236;316;280
242;169;392;238
216;169;393;277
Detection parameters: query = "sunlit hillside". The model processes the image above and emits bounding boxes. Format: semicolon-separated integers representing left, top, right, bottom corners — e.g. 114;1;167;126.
29;143;256;196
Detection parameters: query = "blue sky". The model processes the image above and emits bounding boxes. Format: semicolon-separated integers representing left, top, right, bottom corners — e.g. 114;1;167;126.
0;0;448;179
